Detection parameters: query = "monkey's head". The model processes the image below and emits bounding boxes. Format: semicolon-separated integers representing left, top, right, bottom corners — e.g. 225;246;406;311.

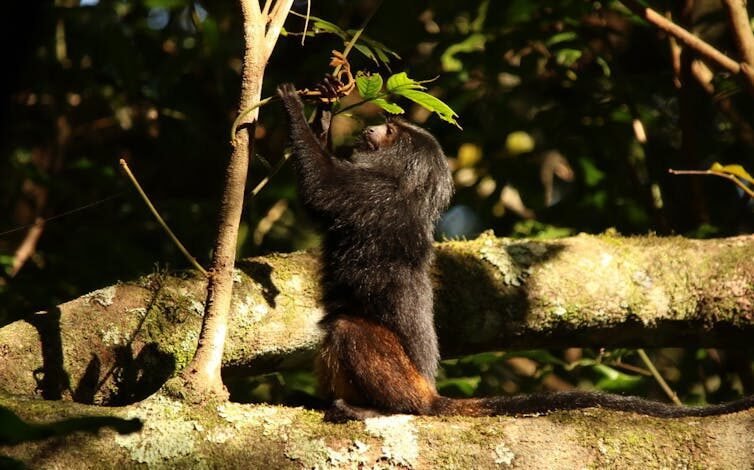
353;117;454;216
360;121;400;151
355;118;441;161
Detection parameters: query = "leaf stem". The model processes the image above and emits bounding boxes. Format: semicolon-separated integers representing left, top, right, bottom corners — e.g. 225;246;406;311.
334;92;389;116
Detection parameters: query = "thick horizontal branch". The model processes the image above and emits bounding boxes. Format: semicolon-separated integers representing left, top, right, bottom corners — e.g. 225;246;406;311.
1;393;753;468
1;234;753;403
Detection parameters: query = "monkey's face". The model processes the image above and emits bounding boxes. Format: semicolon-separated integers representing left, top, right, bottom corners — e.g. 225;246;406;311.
361;122;400;151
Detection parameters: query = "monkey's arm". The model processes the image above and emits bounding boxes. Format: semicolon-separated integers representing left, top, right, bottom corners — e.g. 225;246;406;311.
277;83;345;213
277;83;333;167
278;83;398;221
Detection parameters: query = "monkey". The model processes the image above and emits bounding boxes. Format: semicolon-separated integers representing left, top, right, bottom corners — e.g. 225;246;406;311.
277;82;754;422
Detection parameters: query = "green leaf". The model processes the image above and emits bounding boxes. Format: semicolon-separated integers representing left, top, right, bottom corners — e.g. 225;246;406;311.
372;98;404;114
596;56;611;77
709;162;754;184
289;15;398;68
387;81;458;125
456;351;505;368
309;16;349;40
144;0;188;9
397;89;460;127
579;157;605;187
592;364;644;392
355;73;384;99
353;44;378;65
502;350;568;366
436;377;481;397
556;48;582;67
546;31;578;47
506;0;539;23
385;72;425;93
441;33;486;72
359;36;401;62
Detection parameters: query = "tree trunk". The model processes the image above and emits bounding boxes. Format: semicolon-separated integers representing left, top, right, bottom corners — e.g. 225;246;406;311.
178;0;291;402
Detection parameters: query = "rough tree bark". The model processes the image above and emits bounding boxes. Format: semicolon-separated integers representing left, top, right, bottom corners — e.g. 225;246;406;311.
1;234;752;403
2;234;753;467
178;0;293;402
2;393;753;469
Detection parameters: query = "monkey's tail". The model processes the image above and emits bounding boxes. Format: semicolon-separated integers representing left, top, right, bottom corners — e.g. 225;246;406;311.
430;391;754;418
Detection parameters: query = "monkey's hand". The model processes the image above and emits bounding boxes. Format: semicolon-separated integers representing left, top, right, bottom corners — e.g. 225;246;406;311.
277;83;305;119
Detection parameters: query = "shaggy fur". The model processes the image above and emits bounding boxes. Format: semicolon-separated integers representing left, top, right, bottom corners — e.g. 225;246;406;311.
278;83;754;422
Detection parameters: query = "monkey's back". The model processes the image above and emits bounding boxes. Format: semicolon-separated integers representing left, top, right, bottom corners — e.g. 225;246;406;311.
317;190;440;381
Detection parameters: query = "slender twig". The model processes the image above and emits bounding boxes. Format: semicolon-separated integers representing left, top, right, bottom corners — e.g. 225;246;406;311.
664;11;682;88
0;194;122;238
721;0;754;66
637;349;682;405
668;168;754;198
266;0;293;55
301;0;310;46
618;0;741;74
609;361;652;377
687;60;754;146
230;95;276;145
261;0;272;18
10;217;45;277
333;0;384;76
250;151;292;198
119;159;207;276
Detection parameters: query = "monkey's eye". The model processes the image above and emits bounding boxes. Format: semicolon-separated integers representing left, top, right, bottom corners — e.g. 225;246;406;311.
386;124;394;135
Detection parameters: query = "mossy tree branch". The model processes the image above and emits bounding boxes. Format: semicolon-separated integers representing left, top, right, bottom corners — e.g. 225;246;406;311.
1;234;753;403
1;393;753;468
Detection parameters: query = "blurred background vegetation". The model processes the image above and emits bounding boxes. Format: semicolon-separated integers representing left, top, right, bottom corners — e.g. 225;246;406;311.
1;0;752;407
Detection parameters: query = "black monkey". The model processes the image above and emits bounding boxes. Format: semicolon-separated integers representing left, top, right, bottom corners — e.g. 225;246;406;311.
277;83;754;422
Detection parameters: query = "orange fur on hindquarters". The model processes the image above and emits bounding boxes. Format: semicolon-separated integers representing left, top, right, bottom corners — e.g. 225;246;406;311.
317;316;437;414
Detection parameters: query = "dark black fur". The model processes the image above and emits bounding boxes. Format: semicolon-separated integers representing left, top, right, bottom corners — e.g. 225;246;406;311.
277;83;754;421
278;83;452;382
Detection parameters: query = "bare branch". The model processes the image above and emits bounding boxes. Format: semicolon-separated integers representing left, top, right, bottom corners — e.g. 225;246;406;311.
721;0;754;66
265;0;293;58
668;168;754;198
9;218;44;277
687;60;754;146
119;159;207;276
619;0;741;74
638;349;682;406
261;0;272;18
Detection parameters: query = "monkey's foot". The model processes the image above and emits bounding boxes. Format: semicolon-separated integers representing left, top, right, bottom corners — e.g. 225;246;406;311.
323;399;384;423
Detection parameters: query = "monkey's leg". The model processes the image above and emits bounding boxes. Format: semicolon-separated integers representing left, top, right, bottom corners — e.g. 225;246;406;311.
318;316;438;422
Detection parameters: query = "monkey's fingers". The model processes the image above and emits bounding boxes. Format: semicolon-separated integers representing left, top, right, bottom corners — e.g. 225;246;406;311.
277;83;305;112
